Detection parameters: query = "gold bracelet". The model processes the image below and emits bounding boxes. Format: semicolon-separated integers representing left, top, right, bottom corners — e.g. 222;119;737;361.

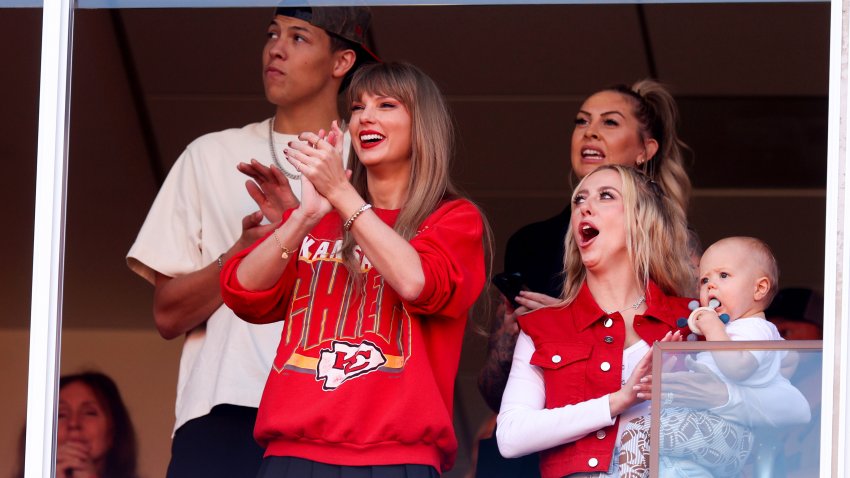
344;203;372;231
272;228;296;260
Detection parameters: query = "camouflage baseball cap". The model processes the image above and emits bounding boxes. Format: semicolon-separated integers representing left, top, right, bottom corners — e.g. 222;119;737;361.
274;6;380;64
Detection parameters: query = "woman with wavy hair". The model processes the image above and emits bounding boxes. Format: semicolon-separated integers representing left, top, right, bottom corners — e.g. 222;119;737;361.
476;80;694;477
496;165;692;478
221;62;488;478
576;80;692;216
524;79;693;309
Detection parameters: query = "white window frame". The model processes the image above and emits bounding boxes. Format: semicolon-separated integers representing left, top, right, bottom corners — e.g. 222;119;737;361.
26;0;847;476
27;1;72;477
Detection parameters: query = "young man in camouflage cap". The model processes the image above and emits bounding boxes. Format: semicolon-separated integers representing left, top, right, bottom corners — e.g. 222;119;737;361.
127;6;378;477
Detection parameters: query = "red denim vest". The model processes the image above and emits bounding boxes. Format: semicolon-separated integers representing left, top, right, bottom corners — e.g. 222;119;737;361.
518;281;691;478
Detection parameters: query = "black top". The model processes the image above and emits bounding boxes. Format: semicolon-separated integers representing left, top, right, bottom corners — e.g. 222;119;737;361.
503;206;571;298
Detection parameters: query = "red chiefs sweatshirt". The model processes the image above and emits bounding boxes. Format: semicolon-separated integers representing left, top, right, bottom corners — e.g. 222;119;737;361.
221;198;485;472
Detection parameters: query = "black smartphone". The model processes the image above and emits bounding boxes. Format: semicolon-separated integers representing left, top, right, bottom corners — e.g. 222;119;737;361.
492;271;527;309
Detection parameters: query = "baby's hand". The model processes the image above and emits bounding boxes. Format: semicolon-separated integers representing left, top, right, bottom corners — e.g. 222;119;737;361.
681;298;730;336
693;308;724;335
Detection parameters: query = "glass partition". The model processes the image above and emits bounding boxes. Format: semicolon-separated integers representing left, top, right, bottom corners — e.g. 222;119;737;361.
651;341;823;477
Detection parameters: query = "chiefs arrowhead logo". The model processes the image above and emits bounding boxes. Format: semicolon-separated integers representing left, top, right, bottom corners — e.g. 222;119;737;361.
316;340;387;390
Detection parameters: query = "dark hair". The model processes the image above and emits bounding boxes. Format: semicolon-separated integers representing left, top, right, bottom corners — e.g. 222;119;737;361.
603;79;692;217
328;34;369;92
271;7;377;93
12;372;138;478
61;372;139;478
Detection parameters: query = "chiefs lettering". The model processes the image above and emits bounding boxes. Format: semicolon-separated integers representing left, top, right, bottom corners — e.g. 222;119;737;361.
317;340;387;390
273;235;413;385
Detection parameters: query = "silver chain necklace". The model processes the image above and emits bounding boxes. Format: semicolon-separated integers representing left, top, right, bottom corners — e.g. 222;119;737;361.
603;295;646;315
268;117;301;180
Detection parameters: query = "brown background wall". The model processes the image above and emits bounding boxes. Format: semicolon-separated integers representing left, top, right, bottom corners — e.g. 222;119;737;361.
0;3;828;477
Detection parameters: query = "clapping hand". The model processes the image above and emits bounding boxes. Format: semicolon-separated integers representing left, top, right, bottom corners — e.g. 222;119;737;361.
238;159;299;223
284;124;350;223
286;122;350;204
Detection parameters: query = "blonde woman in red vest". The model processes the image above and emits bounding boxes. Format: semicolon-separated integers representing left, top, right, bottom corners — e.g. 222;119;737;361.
497;165;693;478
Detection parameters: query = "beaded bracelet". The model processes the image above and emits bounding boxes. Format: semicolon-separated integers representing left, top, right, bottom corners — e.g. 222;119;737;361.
344;203;372;231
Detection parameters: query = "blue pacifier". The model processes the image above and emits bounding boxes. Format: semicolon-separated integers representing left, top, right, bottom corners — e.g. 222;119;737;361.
676;298;730;335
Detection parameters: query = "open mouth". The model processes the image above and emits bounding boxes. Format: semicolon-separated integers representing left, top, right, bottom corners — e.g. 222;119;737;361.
360;133;385;144
581;147;605;160
578;224;599;245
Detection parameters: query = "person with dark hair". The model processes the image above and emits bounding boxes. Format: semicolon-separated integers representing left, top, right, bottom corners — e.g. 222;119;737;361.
11;372;138;478
55;372;138;478
126;6;378;478
479;79;692;412
221;62;488;477
589;81;692;215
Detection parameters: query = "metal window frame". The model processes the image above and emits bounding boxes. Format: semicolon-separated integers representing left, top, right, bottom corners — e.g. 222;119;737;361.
25;0;847;477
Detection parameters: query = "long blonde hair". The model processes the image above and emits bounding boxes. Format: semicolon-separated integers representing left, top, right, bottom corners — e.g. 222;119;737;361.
340;62;462;275
602;80;692;218
561;165;694;304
